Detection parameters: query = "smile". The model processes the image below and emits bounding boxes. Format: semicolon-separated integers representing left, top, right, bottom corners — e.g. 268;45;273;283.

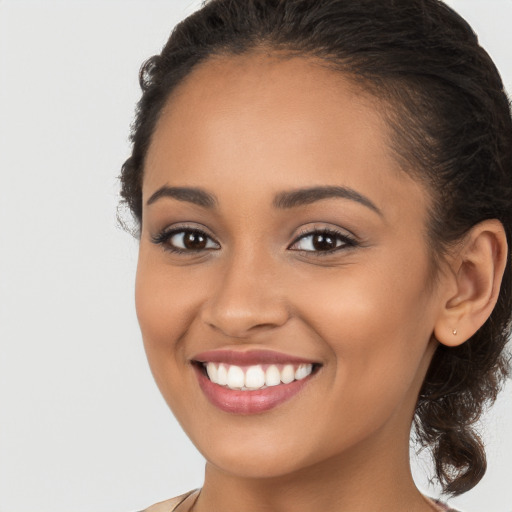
192;350;321;414
203;362;314;390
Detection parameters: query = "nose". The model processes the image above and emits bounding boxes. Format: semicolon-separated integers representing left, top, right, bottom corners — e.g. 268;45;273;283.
200;251;290;339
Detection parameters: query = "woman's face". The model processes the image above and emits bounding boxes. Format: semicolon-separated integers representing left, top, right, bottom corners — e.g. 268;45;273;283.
136;54;443;478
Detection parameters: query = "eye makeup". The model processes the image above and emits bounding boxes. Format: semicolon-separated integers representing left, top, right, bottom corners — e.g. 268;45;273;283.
288;226;359;255
151;223;359;257
151;225;220;254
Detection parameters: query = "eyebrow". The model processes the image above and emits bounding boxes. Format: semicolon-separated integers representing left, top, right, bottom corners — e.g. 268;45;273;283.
146;184;381;216
273;186;382;215
146;186;217;208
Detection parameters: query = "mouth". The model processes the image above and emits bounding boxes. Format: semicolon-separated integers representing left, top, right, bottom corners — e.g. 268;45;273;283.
191;350;321;414
196;361;316;390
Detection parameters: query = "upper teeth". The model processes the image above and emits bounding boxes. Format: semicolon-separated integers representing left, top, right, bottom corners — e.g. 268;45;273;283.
205;362;313;390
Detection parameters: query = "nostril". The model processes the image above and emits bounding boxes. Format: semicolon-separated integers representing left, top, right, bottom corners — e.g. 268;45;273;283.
198;268;290;337
201;305;290;339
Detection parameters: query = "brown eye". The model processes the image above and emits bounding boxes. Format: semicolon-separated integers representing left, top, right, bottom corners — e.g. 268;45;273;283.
290;229;356;253
311;233;337;251
170;230;219;251
152;228;220;253
183;231;208;250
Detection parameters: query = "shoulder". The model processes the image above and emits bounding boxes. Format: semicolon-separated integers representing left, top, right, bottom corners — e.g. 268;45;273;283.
139;490;198;512
432;499;462;512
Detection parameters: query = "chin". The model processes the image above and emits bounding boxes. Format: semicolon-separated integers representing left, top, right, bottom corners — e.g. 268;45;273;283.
206;450;311;480
186;425;316;479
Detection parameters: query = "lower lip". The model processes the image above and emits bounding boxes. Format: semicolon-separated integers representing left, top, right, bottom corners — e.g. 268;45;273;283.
194;365;314;414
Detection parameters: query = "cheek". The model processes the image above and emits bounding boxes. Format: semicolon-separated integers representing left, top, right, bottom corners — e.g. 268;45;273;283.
134;250;200;389
135;246;204;339
288;250;436;402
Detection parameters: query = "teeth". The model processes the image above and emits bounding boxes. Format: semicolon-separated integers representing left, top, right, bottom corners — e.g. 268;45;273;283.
295;364;313;380
227;365;245;389
265;365;281;387
206;362;218;382
204;362;314;390
217;364;228;386
281;364;295;384
245;365;265;389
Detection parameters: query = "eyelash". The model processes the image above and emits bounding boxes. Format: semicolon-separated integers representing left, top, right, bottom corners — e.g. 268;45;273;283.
151;226;358;255
151;227;220;254
290;228;358;255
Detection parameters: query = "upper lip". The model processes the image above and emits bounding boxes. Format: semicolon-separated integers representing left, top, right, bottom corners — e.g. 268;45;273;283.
192;349;319;366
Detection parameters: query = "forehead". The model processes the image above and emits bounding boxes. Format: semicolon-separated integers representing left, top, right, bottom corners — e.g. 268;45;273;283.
143;52;427;222
166;52;368;115
153;53;386;152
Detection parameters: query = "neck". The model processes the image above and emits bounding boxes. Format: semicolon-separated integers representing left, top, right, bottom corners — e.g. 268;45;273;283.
194;424;432;512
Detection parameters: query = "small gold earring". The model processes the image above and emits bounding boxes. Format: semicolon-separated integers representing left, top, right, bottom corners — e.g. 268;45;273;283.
452;329;458;336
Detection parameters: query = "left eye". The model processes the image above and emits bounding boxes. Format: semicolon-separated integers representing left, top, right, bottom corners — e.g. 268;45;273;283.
290;231;355;252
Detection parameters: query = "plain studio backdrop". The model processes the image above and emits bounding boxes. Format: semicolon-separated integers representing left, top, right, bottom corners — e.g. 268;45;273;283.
0;1;510;511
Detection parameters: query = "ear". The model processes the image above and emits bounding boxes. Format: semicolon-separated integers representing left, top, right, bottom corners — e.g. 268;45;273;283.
434;219;508;347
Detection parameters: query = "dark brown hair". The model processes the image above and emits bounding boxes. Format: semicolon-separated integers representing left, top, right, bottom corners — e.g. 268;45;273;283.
120;0;512;496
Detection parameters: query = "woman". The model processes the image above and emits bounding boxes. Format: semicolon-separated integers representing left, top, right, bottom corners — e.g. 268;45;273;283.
120;0;512;510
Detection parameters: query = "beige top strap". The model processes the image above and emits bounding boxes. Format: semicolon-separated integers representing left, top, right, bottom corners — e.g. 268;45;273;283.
141;490;199;512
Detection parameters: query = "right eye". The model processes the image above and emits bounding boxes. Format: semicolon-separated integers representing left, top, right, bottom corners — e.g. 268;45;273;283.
152;228;220;253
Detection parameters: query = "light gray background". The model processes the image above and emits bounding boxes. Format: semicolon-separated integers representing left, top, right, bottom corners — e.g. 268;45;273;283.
0;1;510;511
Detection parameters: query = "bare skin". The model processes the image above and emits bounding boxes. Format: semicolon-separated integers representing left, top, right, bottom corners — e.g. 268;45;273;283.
135;53;507;512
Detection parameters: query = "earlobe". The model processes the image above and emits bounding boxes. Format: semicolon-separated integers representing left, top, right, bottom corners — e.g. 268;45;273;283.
434;219;508;347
